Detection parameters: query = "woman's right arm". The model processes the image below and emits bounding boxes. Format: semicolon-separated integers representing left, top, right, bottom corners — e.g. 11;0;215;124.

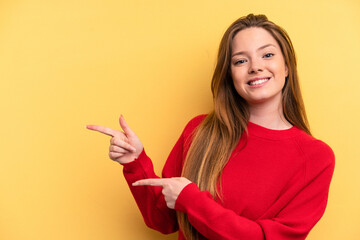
86;115;181;234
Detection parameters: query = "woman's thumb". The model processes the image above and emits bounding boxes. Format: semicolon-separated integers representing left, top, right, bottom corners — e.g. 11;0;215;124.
119;115;134;136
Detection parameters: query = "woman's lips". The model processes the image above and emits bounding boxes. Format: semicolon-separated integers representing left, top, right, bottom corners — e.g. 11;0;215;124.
248;77;271;87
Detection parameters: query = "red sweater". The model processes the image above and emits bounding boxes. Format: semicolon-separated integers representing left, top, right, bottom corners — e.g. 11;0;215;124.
123;115;335;240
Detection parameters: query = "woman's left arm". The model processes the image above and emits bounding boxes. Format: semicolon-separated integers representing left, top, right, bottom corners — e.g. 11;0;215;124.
134;141;335;240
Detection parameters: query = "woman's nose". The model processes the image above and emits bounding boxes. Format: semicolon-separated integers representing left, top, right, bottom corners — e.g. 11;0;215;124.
248;59;264;74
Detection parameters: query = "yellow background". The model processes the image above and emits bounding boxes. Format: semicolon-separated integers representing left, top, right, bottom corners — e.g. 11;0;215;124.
1;0;359;239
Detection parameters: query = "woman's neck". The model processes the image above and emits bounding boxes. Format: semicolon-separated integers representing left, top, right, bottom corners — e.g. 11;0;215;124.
248;100;292;130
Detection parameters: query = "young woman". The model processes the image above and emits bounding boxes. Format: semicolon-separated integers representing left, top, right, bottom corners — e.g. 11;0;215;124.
87;14;335;240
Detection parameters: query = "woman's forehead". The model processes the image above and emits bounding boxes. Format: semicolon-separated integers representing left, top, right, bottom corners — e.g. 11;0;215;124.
232;27;279;52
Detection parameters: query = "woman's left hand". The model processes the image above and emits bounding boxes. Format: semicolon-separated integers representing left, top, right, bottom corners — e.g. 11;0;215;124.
132;177;192;209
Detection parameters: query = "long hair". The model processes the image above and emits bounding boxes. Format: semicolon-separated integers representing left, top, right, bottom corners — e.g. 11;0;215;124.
177;14;310;240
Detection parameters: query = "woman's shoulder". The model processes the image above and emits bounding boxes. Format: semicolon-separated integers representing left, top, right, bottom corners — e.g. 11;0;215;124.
295;130;333;154
183;114;207;133
294;130;335;171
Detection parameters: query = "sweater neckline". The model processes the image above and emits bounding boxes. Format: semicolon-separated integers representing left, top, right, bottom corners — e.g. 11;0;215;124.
246;121;300;140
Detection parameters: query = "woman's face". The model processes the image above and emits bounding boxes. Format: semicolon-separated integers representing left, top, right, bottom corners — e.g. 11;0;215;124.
230;27;288;106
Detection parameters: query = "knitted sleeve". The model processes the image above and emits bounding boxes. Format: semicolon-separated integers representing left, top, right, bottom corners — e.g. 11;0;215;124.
122;115;205;234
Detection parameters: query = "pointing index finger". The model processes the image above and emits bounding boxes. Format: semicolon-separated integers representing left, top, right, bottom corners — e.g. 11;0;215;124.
86;125;120;137
132;178;168;187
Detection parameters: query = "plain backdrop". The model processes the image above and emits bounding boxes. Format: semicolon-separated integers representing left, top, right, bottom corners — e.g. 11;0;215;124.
0;0;359;239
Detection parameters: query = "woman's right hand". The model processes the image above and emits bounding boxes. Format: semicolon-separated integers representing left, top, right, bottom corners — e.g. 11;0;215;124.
86;115;143;164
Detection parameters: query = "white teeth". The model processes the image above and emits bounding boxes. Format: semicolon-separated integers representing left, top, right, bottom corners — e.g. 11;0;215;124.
249;78;270;86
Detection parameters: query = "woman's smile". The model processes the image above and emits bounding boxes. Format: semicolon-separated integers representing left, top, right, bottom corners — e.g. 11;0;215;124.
247;77;271;87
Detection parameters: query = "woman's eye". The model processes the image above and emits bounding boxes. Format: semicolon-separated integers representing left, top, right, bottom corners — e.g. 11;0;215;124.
264;53;274;58
234;59;246;65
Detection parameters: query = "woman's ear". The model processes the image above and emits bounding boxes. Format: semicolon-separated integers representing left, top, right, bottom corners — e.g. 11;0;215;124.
285;64;289;78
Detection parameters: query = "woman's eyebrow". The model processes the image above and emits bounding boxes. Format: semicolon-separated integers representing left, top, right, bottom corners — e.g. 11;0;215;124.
231;44;276;58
